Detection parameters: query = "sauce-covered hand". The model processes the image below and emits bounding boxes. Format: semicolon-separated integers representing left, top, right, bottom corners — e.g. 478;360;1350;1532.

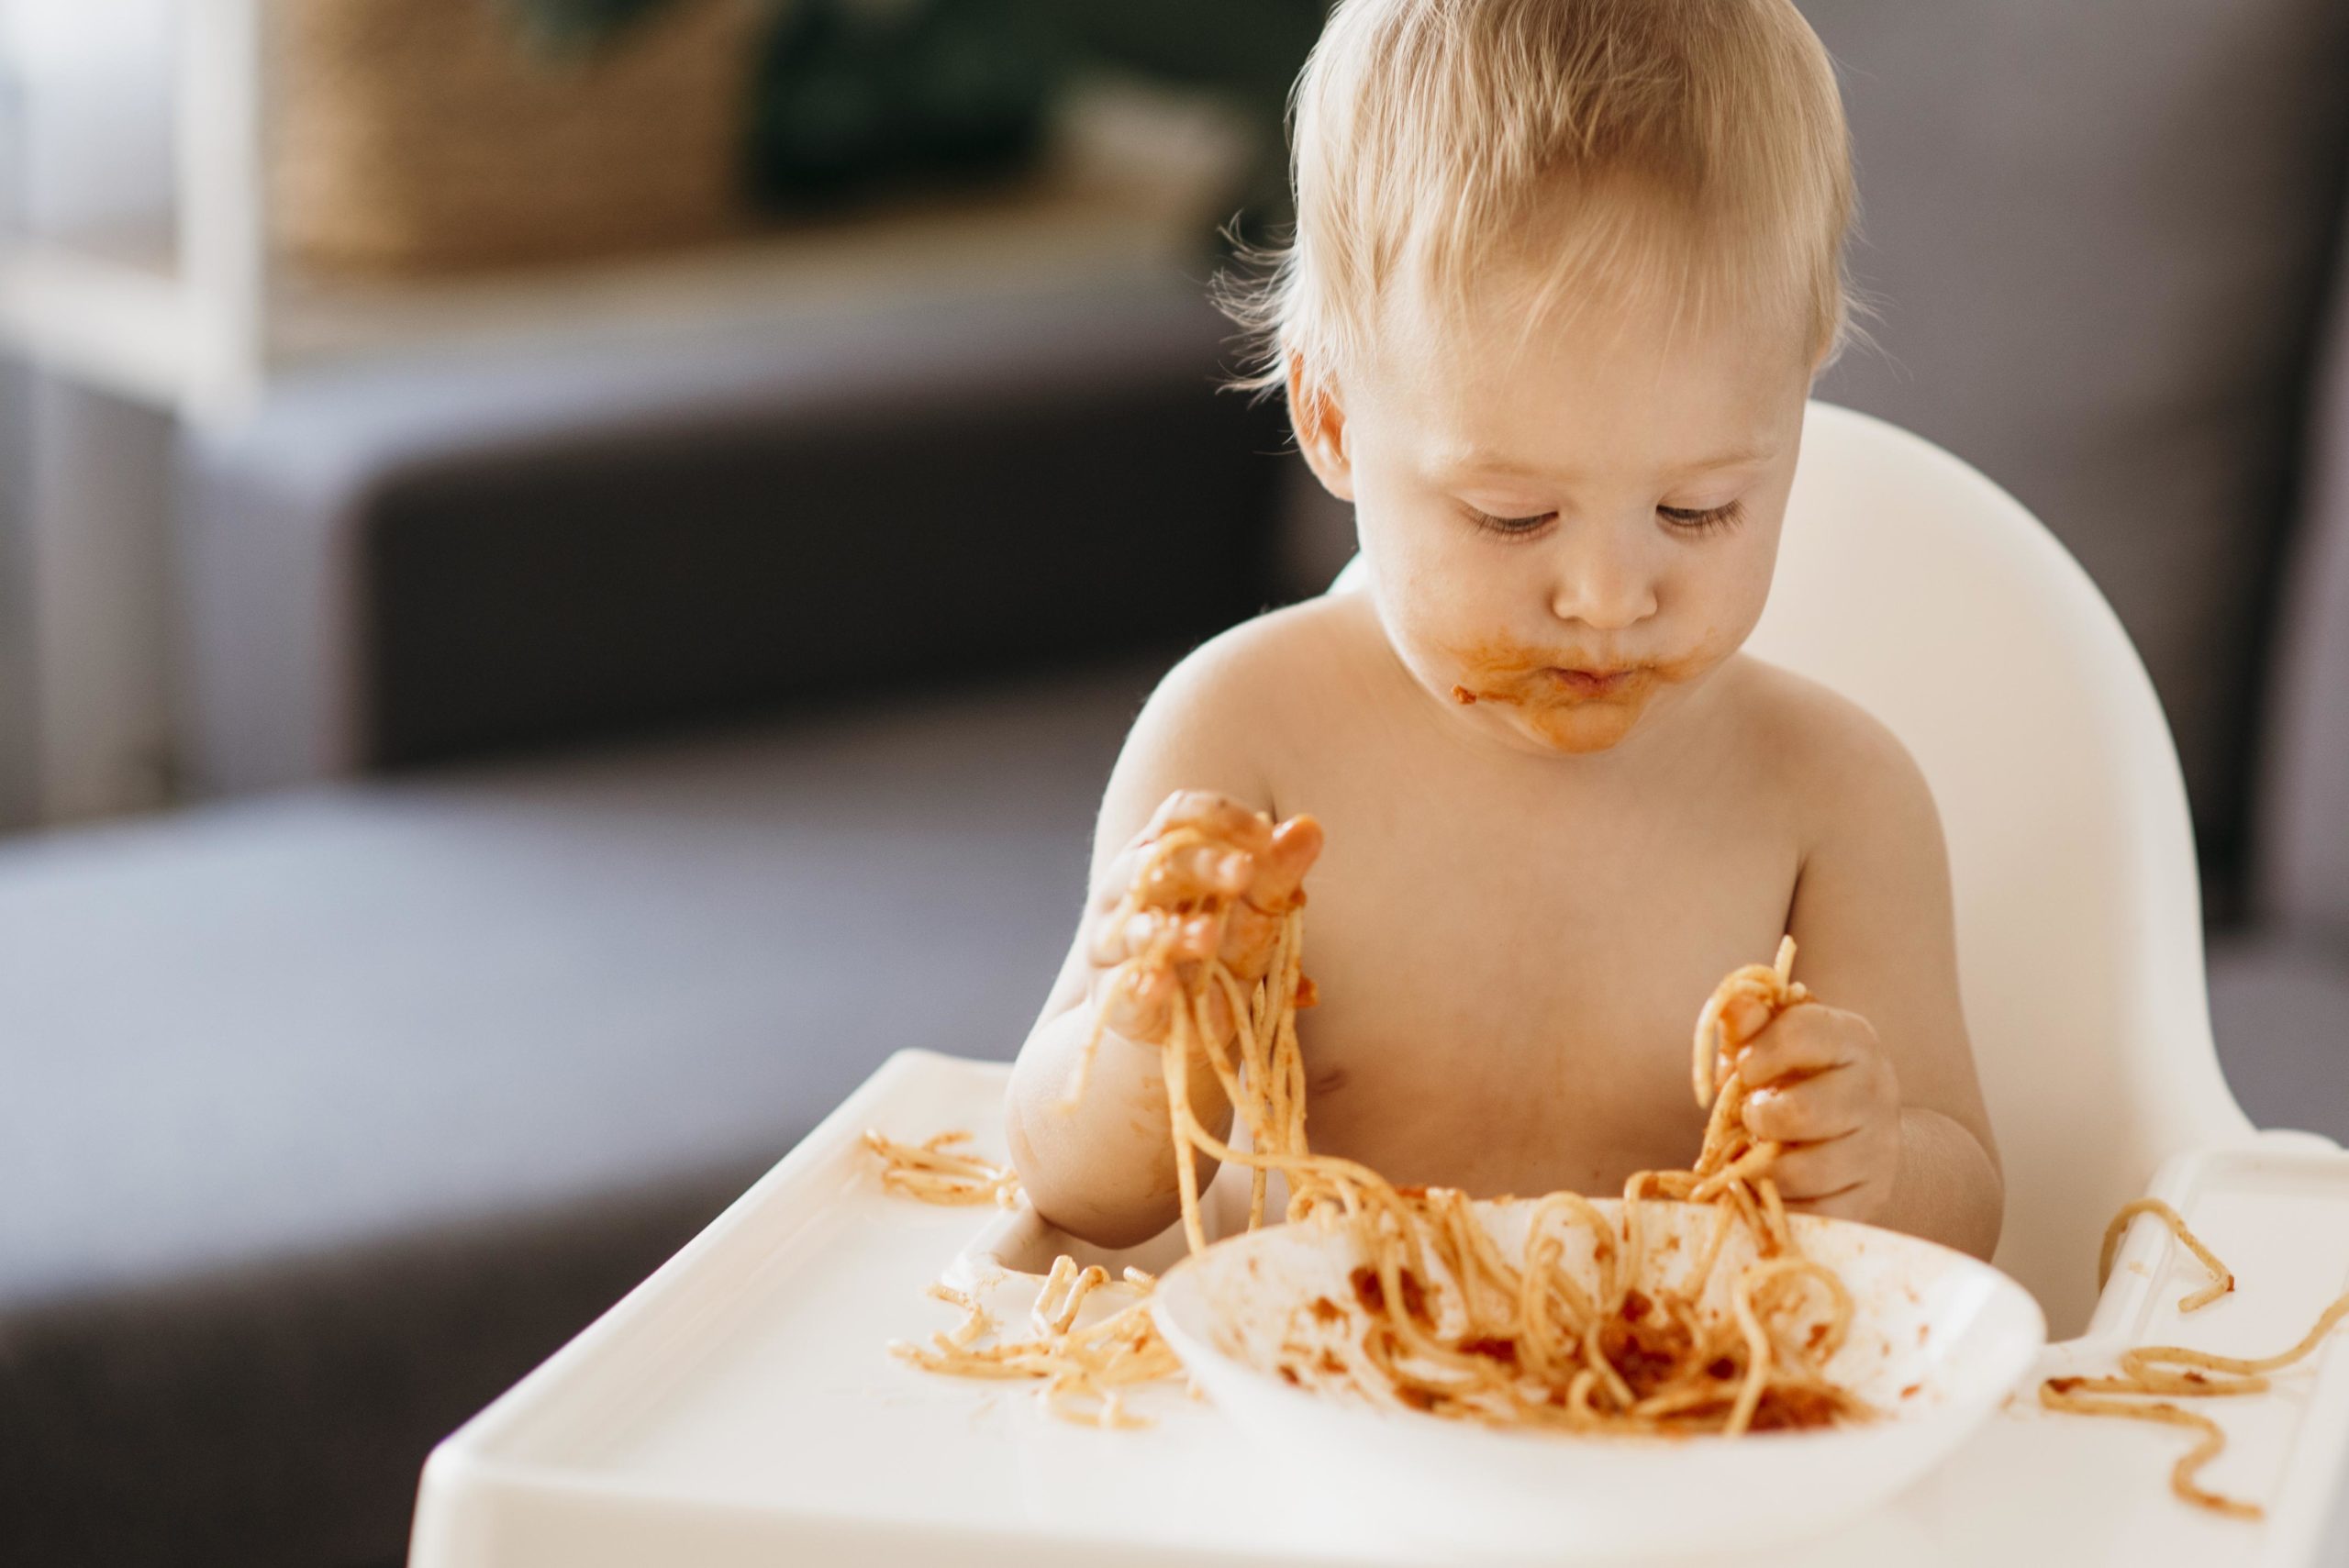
1727;1000;1902;1220
1084;790;1323;1048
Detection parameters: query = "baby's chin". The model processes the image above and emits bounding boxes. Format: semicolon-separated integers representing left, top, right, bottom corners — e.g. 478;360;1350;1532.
1421;673;1659;754
1508;701;1652;754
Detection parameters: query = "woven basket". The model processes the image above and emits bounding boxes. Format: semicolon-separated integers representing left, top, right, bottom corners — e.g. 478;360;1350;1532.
272;0;766;273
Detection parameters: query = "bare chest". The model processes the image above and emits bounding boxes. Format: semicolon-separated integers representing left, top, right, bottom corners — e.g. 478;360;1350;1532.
1275;762;1801;1198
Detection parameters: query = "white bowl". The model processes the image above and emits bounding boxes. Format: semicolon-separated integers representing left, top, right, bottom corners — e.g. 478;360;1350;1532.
1151;1197;2044;1561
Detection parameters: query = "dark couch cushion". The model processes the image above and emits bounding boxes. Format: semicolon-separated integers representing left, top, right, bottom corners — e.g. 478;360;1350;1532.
0;657;1161;1567
178;274;1288;790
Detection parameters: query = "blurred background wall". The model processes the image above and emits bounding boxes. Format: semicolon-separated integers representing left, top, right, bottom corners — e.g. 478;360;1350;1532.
0;0;1323;828
0;0;180;825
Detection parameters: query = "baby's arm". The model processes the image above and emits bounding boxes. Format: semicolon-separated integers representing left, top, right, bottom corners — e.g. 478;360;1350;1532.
1752;702;2004;1258
1003;645;1319;1248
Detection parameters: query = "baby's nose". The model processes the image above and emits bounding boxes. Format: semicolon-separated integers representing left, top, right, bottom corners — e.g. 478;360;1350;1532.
1546;526;1659;630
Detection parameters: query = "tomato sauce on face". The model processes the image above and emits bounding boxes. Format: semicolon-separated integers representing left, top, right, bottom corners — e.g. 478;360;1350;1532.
1440;636;1709;753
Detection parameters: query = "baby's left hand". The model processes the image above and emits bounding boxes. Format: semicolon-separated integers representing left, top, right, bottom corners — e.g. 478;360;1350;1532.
1731;1003;1901;1220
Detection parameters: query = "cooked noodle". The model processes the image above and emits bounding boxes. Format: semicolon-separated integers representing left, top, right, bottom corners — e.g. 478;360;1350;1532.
2042;1207;2349;1518
863;1129;1020;1207
2099;1197;2232;1311
882;820;1866;1435
888;1262;1177;1429
873;818;2349;1511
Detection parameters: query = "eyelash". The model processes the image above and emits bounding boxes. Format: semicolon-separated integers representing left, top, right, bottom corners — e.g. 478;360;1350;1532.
1659;499;1747;538
1463;499;1748;539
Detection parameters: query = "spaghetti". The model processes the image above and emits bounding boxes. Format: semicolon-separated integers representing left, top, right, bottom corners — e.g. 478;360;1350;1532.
874;816;2349;1512
887;1262;1179;1429
863;1129;1021;1208
2040;1201;2349;1518
884;817;1867;1436
2098;1197;2232;1311
865;1119;1171;1426
1144;918;1865;1435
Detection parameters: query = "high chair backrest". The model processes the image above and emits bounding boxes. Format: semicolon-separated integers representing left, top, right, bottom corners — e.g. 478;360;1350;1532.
1329;398;2251;1335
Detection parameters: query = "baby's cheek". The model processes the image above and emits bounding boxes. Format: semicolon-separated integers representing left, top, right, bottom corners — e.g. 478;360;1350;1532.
1385;579;1477;656
1688;538;1780;655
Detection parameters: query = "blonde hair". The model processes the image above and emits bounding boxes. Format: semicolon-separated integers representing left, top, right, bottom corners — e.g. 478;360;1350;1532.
1219;0;1876;399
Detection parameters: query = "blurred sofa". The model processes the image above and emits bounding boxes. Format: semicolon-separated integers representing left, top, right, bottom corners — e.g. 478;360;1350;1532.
4;6;2348;1567
3;273;1294;1567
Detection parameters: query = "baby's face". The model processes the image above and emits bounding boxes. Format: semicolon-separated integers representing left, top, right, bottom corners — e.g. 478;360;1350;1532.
1312;265;1816;758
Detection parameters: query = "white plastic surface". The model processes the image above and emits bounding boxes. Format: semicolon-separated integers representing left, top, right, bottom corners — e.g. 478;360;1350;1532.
1152;1197;2045;1560
409;1051;2349;1568
1330;398;2253;1335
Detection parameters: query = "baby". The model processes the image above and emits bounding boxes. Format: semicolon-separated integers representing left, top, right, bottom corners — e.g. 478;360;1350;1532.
1006;0;2002;1260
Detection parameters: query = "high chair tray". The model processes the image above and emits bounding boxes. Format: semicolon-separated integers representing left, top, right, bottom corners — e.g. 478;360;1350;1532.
408;1051;2349;1568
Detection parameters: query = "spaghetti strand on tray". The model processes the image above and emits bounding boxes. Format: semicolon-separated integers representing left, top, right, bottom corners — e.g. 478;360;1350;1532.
863;1129;1021;1207
2041;1204;2349;1518
2099;1197;2233;1311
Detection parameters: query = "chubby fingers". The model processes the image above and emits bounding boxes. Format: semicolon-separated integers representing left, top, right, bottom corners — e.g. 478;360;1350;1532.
1137;841;1253;906
1141;790;1275;856
1716;994;1776;1052
1092;837;1251;917
1094;793;1270;913
1742;1062;1877;1144
1765;1150;1881;1218
1089;906;1220;968
1738;1006;1894;1137
1100;957;1179;1041
1732;1002;1857;1087
1097;955;1241;1048
1134;790;1267;905
1087;794;1267;958
1737;1006;1900;1218
1764;1118;1899;1218
1087;796;1317;993
1218;815;1325;976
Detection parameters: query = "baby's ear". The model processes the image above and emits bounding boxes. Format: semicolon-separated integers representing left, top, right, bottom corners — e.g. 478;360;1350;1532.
1286;356;1356;503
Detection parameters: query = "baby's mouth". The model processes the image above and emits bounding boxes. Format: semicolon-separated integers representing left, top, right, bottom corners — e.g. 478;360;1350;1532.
1542;666;1635;698
1451;665;1648;706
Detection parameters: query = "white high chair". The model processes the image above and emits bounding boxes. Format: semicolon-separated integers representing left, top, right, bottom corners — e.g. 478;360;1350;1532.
408;401;2349;1568
1336;397;2313;1335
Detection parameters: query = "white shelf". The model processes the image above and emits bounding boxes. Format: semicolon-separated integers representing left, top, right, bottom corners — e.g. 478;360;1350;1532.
0;23;1253;419
269;105;1250;366
0;236;191;406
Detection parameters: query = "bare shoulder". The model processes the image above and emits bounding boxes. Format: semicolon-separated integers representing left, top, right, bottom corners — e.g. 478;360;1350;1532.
1150;590;1364;714
1720;656;1945;853
1132;592;1364;751
1099;592;1372;843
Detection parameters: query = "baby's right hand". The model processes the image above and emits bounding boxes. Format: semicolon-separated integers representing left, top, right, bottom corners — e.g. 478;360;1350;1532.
1085;791;1324;1047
